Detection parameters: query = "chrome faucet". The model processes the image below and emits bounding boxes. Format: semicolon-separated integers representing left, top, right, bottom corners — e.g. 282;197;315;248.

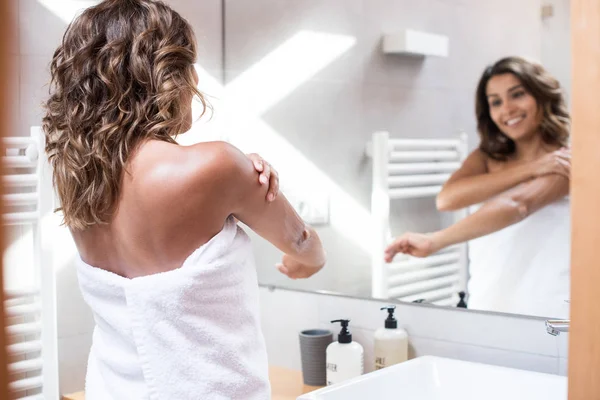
546;319;570;336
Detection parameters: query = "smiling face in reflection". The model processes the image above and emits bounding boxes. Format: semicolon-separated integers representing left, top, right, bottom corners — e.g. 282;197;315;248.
485;73;542;143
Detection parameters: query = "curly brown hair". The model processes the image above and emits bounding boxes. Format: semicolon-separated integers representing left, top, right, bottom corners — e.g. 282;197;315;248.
42;0;208;230
475;56;570;161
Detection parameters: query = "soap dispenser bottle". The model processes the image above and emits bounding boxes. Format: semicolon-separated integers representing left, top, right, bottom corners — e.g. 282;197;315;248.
326;319;364;385
374;305;408;370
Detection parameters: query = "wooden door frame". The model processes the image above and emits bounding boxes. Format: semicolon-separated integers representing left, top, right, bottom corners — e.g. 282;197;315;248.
569;0;600;399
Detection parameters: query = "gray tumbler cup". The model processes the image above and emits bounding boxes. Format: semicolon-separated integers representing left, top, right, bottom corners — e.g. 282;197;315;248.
299;329;333;386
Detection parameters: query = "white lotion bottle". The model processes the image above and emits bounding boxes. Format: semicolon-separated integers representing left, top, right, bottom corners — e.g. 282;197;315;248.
374;305;408;370
326;319;364;385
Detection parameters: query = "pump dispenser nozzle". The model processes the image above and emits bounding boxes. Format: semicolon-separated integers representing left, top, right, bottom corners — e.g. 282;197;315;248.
380;305;398;329
457;291;467;308
330;319;352;343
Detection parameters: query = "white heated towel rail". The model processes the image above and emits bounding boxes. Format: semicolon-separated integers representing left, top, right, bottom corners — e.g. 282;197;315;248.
3;127;59;399
368;131;469;305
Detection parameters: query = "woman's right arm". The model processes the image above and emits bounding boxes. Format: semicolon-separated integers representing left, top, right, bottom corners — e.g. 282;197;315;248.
436;149;532;211
436;148;569;211
385;171;570;261
202;142;326;278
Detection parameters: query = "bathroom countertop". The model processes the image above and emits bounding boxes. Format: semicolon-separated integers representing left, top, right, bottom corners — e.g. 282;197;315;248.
62;393;85;400
269;365;323;399
62;366;323;400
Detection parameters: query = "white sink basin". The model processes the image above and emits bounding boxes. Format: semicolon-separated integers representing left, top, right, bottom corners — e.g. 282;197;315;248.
297;356;567;400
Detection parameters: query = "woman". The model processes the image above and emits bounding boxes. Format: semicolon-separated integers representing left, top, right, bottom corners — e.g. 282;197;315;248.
43;1;326;398
384;57;571;316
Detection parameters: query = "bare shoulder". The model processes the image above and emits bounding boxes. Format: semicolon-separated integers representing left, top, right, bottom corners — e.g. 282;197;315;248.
448;148;489;180
469;148;490;167
134;140;240;183
127;140;250;217
181;140;253;186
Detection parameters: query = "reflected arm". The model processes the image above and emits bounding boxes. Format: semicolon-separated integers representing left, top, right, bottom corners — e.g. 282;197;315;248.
430;174;569;252
436;149;536;211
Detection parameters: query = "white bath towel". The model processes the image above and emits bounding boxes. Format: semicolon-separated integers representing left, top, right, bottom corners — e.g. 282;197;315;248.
467;197;570;318
76;217;271;400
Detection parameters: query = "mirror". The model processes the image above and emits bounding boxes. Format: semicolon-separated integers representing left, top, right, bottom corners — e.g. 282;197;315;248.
214;1;572;320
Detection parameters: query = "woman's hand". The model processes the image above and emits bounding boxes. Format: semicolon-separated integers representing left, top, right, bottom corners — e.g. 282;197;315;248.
247;153;279;202
276;254;324;279
384;232;440;261
532;148;571;179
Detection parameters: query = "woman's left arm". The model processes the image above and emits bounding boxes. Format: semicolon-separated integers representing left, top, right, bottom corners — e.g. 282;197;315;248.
385;174;569;260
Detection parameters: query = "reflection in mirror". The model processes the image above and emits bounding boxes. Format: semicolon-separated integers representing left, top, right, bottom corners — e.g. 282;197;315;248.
380;56;571;318
222;1;572;319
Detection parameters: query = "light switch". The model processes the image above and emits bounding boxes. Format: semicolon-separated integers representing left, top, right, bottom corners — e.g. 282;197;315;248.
286;191;330;226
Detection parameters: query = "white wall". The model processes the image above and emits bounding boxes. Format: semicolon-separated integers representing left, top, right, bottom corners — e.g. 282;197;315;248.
260;286;569;376
223;0;544;296
11;0;222;394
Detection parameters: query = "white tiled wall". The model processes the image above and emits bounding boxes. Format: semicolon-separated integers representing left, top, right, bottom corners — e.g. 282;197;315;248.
259;286;568;376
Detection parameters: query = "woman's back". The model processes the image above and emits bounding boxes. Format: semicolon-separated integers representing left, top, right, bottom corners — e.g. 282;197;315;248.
72;140;237;279
43;1;326;398
78;216;270;400
71;139;324;399
73;140;276;399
